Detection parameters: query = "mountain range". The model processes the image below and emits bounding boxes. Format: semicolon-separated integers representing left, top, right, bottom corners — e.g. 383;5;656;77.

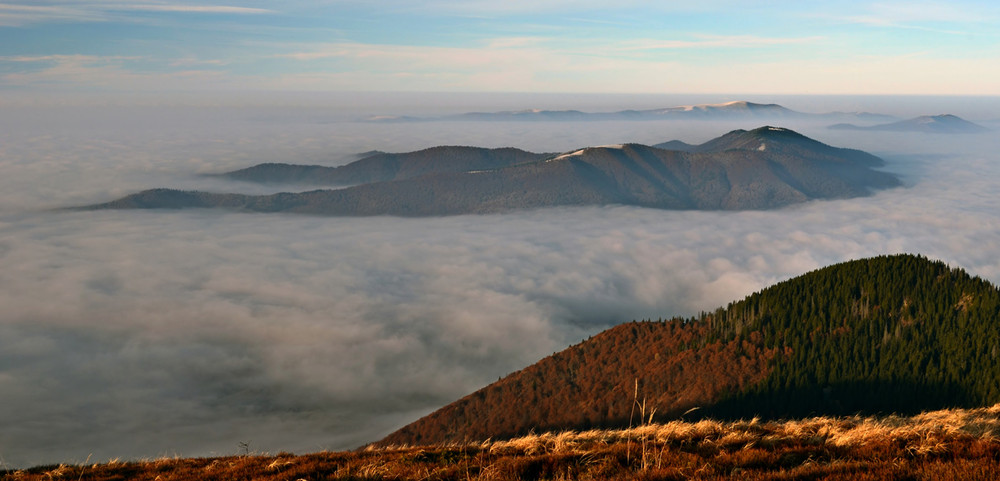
78;126;900;216
219;146;549;186
364;100;899;123
829;114;990;134
376;254;1000;447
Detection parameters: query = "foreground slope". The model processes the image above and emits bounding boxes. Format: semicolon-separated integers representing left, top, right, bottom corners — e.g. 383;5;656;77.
9;406;1000;480
79;127;900;216
378;254;1000;446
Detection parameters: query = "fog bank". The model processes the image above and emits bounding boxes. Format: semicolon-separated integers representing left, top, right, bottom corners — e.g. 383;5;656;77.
1;94;998;467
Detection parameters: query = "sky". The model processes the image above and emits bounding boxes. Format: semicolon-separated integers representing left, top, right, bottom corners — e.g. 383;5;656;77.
1;0;1000;95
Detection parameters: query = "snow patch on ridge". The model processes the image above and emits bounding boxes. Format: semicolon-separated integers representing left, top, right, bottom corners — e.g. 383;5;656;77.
548;149;587;162
677;100;751;111
546;144;627;162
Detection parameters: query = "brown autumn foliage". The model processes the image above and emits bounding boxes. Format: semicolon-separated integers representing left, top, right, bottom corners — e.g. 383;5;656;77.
379;320;781;447
7;404;1000;481
382;255;1000;448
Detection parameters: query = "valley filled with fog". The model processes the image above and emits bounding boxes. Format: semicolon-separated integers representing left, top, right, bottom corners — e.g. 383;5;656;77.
1;94;998;467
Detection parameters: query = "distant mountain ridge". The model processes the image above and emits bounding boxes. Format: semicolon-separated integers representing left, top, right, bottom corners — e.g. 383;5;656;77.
829;114;990;133
376;254;1000;447
77;126;900;216
656;125;878;157
364;101;898;123
220;146;550;186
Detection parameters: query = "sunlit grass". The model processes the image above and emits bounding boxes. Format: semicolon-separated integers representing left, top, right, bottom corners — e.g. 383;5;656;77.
6;404;1000;480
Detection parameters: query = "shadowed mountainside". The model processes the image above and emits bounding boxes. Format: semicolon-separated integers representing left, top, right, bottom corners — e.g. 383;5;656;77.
377;254;1000;447
220;146;550;186
78;126;900;216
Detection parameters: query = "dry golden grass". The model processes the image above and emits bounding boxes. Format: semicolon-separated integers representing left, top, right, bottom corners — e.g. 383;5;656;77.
486;403;1000;461
7;405;1000;480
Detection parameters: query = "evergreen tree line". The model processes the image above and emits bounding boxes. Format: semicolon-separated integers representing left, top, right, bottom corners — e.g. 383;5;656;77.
697;254;1000;417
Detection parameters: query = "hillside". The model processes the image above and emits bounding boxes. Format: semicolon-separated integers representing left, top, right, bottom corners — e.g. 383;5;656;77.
78;127;901;216
378;254;1000;447
220;146;549;186
829;114;990;133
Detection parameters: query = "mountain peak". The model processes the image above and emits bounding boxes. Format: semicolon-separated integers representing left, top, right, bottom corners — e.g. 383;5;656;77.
925;114;960;121
686;126;848;158
740;126;815;145
547;143;646;162
664;101;793;115
715;100;782;109
746;125;805;137
684;100;774;109
912;114;964;125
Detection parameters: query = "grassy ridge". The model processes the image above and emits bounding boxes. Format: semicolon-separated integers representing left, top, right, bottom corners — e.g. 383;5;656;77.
7;405;1000;480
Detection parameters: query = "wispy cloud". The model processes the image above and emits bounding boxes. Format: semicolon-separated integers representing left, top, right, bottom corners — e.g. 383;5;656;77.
344;0;741;16
109;4;272;14
265;36;999;94
0;1;272;26
0;3;103;26
2;35;996;95
2;1;998;95
277;33;822;64
0;54;235;90
485;37;549;49
825;1;998;35
265;34;821;91
614;34;824;52
860;1;993;24
168;57;228;67
0;54;139;62
841;16;969;35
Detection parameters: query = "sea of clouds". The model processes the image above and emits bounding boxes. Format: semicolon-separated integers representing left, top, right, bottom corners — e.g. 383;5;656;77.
1;93;998;467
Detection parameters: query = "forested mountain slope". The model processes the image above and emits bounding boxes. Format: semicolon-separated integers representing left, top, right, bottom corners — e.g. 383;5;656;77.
378;255;1000;446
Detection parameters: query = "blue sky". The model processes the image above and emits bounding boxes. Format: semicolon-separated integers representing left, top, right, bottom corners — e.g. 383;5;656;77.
0;1;998;94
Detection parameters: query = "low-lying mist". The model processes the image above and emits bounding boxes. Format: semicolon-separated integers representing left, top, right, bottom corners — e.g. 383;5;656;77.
1;95;998;468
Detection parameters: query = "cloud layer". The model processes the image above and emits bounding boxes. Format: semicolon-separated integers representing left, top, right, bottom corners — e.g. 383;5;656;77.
1;95;998;467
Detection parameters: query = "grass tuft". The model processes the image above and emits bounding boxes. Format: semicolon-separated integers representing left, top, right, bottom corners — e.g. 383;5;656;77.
7;404;1000;480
